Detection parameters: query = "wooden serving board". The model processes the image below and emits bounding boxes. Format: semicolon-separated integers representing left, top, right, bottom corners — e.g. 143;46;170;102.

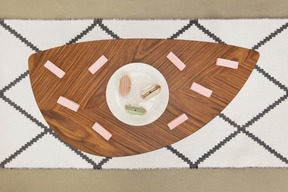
28;39;259;157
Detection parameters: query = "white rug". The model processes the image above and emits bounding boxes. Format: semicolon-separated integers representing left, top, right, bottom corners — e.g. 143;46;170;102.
0;19;288;169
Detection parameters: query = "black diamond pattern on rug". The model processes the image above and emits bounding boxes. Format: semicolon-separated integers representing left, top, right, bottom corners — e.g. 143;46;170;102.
1;19;288;169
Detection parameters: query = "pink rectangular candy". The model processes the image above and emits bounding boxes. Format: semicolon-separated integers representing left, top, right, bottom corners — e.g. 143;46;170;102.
167;52;186;71
190;82;213;98
216;58;238;69
168;113;188;130
44;60;66;78
57;96;79;112
92;122;112;141
88;55;108;74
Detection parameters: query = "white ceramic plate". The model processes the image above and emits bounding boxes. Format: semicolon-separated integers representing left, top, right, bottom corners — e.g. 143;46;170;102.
106;63;169;126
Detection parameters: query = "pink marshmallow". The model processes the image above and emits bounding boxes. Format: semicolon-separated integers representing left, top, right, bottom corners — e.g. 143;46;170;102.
88;55;108;74
216;58;238;69
168;113;188;130
167;52;186;71
57;96;80;112
44;60;66;78
92;122;112;141
190;82;213;98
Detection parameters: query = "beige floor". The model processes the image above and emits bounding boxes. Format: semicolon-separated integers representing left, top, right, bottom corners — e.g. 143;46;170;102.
1;168;288;192
0;0;287;19
1;0;288;191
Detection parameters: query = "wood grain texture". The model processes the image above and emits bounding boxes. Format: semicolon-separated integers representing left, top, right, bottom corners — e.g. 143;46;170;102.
28;39;259;157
